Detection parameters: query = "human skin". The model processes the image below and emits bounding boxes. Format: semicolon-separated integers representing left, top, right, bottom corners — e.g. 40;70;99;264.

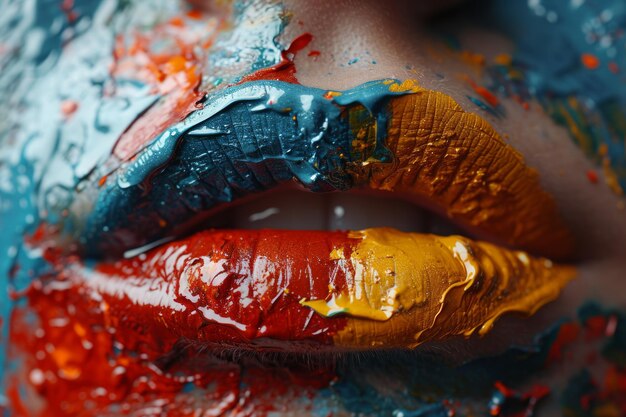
1;0;626;416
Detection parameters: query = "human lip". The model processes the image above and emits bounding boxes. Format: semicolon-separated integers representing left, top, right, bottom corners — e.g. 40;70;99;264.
62;228;573;351
71;79;574;260
58;78;576;350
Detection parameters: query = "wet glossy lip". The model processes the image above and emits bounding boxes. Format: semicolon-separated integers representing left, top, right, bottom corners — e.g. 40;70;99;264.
57;78;576;351
62;228;574;352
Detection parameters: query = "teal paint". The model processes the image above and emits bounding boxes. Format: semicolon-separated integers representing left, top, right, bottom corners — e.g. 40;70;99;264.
476;0;626;190
65;79;413;258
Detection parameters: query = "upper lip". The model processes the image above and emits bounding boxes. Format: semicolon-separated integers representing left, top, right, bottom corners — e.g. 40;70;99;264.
70;78;574;260
53;78;576;352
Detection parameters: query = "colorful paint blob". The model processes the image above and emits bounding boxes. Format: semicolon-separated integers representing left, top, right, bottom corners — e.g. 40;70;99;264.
1;0;624;416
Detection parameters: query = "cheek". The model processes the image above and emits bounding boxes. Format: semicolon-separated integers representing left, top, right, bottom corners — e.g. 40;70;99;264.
470;1;626;195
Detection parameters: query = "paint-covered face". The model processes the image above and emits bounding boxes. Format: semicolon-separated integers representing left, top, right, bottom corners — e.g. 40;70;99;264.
1;0;626;415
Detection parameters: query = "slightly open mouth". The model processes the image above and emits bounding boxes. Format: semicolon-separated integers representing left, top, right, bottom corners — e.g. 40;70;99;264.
50;79;575;353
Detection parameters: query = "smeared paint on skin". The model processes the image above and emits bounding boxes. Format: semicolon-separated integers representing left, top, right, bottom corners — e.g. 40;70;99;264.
450;0;626;194
16;227;572;353
488;382;550;417
0;0;295;410
1;0;620;415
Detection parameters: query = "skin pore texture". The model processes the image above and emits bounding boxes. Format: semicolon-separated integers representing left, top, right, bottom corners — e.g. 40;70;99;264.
1;0;626;416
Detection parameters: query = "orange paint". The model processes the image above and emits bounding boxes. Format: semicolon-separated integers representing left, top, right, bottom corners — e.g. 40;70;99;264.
97;175;108;187
186;9;203;19
111;14;213;160
60;100;78;117
352;80;574;259
581;53;601;70
465;77;500;107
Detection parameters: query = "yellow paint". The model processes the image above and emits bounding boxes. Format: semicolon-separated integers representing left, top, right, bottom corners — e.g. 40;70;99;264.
330;247;345;260
300;228;575;349
494;54;513;66
602;156;624;196
347;80;574;259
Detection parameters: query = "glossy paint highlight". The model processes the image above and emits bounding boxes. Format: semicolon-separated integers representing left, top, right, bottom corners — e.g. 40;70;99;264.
40;227;574;351
301;228;574;348
68;79;573;260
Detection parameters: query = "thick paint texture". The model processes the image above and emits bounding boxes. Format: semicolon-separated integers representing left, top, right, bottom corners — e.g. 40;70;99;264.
67;79;573;260
37;227;573;351
1;0;613;416
0;0;293;409
302;228;574;348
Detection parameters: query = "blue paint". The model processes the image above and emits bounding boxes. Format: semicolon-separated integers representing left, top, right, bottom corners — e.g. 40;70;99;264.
65;79;413;258
0;0;290;407
474;0;626;190
204;0;287;87
0;0;106;406
578;301;626;367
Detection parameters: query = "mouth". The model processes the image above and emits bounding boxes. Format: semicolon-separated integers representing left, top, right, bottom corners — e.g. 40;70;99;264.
55;78;575;353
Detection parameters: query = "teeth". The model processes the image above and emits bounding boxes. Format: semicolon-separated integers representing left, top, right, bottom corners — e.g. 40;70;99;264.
327;193;425;232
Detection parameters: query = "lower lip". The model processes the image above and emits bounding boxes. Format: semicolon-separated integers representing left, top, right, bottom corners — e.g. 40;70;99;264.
56;227;574;352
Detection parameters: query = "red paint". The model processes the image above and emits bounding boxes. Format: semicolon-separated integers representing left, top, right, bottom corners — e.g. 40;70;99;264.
285;33;313;56
238;33;313;85
89;230;352;348
581;53;601;70
491;382;550;417
237;60;300;84
8;229;351;415
547;322;580;363
513;96;530;110
577;366;626;414
465;77;500;107
586;169;599;184
584;315;607;339
609;62;619;74
110;16;210;161
60;0;78;23
308;50;321;57
186;9;203;20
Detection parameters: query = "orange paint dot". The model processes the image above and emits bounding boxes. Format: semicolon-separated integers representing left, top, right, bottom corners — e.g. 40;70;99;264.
169;16;185;27
581;53;600;70
60;100;78;117
186;9;203;19
474;86;500;107
165;55;188;74
493;53;512;66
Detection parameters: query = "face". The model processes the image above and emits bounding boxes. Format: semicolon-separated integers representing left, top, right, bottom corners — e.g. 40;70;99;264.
1;0;626;416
